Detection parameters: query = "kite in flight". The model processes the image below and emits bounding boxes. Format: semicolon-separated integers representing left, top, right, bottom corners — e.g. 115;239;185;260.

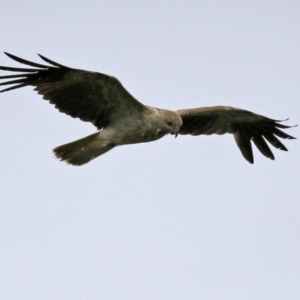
0;53;296;166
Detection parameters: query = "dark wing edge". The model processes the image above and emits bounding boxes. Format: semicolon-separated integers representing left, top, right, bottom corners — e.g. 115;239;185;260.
177;106;296;163
0;52;71;93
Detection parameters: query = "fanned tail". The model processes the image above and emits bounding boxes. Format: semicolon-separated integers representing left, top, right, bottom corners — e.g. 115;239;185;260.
53;132;115;166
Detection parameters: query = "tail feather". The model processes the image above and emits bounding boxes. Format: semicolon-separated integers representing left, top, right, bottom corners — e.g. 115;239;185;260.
53;132;114;166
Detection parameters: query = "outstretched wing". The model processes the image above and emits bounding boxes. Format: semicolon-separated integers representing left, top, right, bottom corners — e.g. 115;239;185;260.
177;106;296;163
0;53;145;129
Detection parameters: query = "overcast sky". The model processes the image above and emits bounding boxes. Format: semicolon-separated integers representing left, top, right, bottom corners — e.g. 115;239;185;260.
0;1;299;299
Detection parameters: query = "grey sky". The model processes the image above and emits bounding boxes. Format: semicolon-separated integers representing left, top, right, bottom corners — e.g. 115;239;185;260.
0;1;299;299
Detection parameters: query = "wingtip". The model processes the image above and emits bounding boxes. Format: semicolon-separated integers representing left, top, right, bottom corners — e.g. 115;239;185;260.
4;52;13;58
277;118;289;122
3;52;22;61
37;53;47;63
37;53;44;59
37;53;69;68
245;155;254;164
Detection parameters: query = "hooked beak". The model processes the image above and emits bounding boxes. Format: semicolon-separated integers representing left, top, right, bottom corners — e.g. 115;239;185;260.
174;125;179;138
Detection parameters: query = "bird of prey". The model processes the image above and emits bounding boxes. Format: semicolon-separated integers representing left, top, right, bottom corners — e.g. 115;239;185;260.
0;53;296;166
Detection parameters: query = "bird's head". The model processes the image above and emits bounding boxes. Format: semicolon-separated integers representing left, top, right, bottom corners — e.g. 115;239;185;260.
160;109;182;137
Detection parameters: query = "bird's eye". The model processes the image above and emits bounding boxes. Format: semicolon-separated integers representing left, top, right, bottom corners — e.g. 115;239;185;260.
167;121;173;126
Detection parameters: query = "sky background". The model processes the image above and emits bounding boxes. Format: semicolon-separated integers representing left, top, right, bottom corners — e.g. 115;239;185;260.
0;1;299;299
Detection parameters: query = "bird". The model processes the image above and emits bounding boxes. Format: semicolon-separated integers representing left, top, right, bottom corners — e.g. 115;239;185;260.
0;52;296;166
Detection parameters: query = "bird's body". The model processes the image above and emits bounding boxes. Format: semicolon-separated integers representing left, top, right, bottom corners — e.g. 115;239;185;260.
0;53;295;165
53;107;182;165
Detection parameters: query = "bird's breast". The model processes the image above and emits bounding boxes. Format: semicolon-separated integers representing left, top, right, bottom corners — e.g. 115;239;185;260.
101;118;166;146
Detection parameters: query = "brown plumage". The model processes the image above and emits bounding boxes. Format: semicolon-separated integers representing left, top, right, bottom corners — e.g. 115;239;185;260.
0;53;296;165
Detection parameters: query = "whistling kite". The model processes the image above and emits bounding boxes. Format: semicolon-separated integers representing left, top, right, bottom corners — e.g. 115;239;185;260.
0;53;295;165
